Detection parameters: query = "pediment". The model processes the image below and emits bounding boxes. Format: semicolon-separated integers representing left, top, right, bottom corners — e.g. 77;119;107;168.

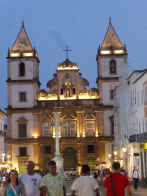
84;113;96;120
60;113;77;120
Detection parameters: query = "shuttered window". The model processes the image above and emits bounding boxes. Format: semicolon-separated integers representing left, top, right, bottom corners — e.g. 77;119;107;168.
19;124;26;137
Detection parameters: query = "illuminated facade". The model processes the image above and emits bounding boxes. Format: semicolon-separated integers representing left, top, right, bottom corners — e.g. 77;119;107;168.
7;19;126;173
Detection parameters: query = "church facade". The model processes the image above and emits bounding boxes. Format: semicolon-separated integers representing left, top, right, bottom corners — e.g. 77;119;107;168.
7;19;127;173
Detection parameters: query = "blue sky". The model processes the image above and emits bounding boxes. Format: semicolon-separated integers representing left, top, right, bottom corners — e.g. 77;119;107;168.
0;0;147;109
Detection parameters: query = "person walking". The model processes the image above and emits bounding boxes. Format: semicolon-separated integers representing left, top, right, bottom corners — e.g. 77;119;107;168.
132;167;139;190
2;170;24;196
71;165;100;196
41;160;66;196
103;162;132;196
100;167;104;181
18;161;42;196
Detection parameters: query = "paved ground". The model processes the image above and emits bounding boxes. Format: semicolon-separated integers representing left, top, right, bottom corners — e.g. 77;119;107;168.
65;180;147;196
0;181;147;195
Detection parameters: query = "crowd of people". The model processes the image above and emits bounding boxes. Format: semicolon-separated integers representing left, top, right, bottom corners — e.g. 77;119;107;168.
0;160;140;196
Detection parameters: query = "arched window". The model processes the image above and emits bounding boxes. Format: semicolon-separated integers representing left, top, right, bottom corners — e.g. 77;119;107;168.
110;60;116;74
19;62;25;76
73;88;76;94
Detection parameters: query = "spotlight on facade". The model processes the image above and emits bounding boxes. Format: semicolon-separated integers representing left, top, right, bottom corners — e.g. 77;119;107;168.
108;154;112;158
123;148;127;153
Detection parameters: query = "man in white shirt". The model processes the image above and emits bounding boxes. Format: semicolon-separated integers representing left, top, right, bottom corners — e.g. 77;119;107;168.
71;165;100;196
19;161;42;196
132;167;139;190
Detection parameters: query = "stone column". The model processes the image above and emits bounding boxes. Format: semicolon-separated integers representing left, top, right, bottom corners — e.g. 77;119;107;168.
34;143;40;166
33;112;41;137
95;111;99;136
98;111;104;135
76;111;84;137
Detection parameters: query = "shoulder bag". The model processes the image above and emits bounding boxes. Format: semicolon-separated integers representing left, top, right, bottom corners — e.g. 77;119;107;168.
10;183;19;196
110;174;116;196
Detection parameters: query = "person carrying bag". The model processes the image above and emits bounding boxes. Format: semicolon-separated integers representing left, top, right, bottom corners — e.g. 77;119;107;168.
103;162;132;196
2;170;24;196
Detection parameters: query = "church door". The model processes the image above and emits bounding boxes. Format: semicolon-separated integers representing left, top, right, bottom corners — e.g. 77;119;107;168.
63;148;76;169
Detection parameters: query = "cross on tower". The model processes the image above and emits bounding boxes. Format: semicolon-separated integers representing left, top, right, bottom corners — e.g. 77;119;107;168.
63;46;72;59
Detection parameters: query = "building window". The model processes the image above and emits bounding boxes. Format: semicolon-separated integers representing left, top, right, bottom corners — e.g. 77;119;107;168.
43;123;52;136
110;90;114;100
44;146;51;154
70;122;76;136
61;88;63;95
110;60;116;74
144;86;147;102
19;92;26;102
62;121;76;137
19;147;27;156
86;121;95;136
19;124;27;137
19;62;25;77
73;88;76;94
88;145;94;153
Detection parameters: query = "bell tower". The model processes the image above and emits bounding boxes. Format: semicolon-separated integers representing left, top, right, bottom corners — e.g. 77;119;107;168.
96;17;127;105
7;21;41;171
7;21;40;108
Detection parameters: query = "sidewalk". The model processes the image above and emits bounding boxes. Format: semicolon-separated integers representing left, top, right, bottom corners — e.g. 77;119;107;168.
130;186;147;196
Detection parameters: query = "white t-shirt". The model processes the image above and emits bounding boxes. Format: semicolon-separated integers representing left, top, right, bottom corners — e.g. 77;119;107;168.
71;176;99;196
19;172;42;196
132;170;139;178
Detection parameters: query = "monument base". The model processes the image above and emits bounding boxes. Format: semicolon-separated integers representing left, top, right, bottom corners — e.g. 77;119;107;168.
52;155;64;175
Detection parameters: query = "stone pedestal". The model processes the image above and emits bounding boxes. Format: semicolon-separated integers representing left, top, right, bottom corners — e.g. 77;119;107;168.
52;155;64;175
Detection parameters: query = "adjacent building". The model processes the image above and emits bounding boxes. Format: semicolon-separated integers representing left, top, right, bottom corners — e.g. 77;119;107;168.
7;19;126;173
114;69;147;179
0;109;6;162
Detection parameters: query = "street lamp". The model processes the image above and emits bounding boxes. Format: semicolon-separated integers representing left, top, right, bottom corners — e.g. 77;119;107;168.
114;151;118;156
108;154;112;158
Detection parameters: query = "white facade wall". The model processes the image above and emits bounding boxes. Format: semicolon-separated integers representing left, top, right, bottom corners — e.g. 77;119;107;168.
11;113;33;139
12;144;34;170
105;142;113;167
132;74;146;135
104;110;112;136
10;84;36;108
99;57;126;78
0;114;5;162
102;82;118;105
8;60;37;80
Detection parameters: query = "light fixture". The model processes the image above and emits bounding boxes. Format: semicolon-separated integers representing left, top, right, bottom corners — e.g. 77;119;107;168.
123;148;127;153
2;153;5;157
108;154;112;158
114;151;118;156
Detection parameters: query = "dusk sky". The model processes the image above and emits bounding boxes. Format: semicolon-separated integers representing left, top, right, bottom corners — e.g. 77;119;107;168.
0;0;147;110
